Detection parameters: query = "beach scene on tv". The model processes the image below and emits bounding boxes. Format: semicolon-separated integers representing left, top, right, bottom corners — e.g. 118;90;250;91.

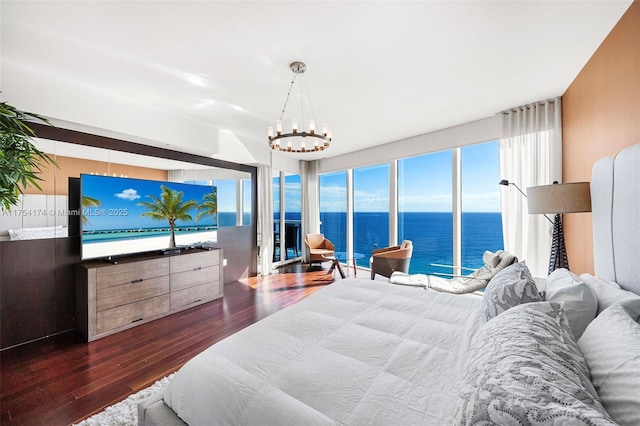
80;174;217;260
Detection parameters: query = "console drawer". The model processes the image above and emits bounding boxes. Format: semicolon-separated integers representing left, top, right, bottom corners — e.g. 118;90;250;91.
97;294;170;333
96;275;170;311
96;258;169;289
171;265;219;292
170;282;220;310
170;250;219;274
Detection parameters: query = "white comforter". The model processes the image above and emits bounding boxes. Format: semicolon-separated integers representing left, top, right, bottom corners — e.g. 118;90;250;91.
165;278;482;425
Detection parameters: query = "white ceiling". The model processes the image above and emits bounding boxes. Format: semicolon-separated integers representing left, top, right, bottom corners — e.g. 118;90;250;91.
1;1;633;165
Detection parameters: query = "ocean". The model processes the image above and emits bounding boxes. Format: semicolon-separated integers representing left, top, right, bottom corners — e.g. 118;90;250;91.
319;211;503;274
84;211;502;276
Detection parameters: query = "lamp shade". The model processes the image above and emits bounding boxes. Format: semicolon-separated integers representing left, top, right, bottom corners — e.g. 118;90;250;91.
527;182;592;214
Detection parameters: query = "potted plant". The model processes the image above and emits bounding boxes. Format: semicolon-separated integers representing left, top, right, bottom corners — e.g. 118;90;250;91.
0;101;56;211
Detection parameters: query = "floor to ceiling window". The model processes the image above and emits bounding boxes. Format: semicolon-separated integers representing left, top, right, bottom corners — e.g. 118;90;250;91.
398;151;453;274
284;173;302;260
461;141;503;269
317;140;503;275
272;171;281;262
319;171;347;253
353;163;389;268
272;171;302;264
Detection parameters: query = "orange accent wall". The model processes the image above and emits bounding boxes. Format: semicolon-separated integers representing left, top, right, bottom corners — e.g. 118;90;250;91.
562;0;640;275
23;155;168;195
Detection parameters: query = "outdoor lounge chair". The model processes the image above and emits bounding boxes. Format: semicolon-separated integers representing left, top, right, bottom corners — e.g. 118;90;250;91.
389;250;518;293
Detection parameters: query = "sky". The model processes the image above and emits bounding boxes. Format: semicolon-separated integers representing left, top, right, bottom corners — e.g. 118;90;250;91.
81;175;217;231
320;140;501;213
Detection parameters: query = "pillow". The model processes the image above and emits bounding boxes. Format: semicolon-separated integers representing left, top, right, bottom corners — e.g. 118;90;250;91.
579;273;640;315
454;302;615;425
546;268;598;340
578;303;640;426
480;261;541;322
579;274;621;289
482;250;500;267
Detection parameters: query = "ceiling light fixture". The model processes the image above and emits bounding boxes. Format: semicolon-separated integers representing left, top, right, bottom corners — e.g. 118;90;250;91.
268;62;331;153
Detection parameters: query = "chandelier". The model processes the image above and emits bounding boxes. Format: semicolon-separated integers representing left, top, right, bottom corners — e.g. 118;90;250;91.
268;62;331;153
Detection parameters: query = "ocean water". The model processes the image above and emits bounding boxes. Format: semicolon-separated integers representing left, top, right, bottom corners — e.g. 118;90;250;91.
319;212;503;274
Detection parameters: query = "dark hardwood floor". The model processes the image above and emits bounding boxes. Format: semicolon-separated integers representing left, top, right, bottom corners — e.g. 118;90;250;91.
0;263;341;426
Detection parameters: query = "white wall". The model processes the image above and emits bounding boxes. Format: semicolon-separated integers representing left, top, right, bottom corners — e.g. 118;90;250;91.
318;116;498;173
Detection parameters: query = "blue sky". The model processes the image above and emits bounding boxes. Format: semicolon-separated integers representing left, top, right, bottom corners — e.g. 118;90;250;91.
320;140;501;213
82;175;217;231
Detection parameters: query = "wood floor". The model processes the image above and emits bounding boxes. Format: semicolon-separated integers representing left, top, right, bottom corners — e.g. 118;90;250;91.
0;263;343;426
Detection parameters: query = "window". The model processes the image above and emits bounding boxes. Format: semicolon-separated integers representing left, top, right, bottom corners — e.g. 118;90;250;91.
398;151;453;274
272;172;281;262
242;179;251;226
353;163;389;267
319;171;347;253
213;179;236;227
461;141;503;269
284;173;301;260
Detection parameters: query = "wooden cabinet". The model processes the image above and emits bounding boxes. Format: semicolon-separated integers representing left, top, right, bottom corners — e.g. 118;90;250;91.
75;248;223;342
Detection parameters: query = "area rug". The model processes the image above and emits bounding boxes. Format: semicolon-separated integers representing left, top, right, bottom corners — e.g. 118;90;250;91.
74;374;174;426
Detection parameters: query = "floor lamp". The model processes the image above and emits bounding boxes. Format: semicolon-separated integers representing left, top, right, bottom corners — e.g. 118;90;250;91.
526;182;591;275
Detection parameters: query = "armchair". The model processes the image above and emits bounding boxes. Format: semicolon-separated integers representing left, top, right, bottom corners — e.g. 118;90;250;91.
370;240;413;279
304;234;335;269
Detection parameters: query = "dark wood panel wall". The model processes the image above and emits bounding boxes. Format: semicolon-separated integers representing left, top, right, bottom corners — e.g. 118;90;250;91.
0;125;258;350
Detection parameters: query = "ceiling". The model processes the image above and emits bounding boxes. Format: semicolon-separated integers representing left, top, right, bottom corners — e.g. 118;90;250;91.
1;1;633;165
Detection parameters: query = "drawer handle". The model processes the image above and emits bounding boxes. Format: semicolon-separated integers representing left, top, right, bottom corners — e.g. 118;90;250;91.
131;278;143;284
192;299;202;304
192;266;202;271
131;318;143;323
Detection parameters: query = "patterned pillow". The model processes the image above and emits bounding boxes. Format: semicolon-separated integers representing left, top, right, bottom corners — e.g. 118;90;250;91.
480;261;541;322
453;302;616;425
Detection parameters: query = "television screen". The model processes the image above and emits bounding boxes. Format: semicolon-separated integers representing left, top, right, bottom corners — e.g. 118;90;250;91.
80;174;217;260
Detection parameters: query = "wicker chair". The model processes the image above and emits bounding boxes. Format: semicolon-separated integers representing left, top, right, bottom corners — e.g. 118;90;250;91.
370;240;413;279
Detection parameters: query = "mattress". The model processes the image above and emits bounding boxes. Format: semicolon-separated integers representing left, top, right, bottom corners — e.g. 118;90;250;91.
164;278;482;425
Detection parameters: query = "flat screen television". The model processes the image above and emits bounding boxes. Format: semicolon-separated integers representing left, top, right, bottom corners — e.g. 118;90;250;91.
80;174;217;260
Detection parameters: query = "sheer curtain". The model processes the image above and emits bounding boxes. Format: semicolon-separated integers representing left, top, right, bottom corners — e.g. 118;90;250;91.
499;97;562;278
301;160;319;263
257;164;274;276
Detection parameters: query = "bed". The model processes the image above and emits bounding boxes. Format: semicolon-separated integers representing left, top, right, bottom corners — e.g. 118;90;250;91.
138;143;640;426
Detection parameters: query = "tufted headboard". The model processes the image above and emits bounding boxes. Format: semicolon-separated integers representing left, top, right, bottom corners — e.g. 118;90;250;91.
591;143;640;294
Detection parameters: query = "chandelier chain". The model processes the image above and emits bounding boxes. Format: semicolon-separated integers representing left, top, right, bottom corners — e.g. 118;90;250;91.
279;73;299;121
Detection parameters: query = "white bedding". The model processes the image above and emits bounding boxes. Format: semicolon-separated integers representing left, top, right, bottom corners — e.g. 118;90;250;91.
164;278;482;425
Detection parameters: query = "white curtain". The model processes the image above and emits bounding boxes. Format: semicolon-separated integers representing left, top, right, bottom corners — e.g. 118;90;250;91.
167;169;185;182
499;97;562;278
301;160;320;263
257;164;274;276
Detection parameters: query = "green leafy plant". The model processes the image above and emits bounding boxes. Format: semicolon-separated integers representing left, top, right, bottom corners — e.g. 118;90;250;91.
196;190;218;221
0;101;56;211
138;185;198;248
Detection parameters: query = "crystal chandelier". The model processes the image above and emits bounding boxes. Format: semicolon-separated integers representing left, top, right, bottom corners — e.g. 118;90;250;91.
268;62;331;153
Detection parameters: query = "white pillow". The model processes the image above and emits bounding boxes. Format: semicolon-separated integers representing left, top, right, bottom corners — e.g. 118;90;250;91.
546;269;598;340
580;273;640;315
578;303;640;426
579;274;621;289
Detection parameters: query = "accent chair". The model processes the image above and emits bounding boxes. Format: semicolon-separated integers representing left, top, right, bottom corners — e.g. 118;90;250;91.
304;234;335;269
370;240;413;279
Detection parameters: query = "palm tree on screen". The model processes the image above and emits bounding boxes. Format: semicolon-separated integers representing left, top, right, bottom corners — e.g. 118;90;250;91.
81;195;101;224
196;190;217;222
138;185;197;248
